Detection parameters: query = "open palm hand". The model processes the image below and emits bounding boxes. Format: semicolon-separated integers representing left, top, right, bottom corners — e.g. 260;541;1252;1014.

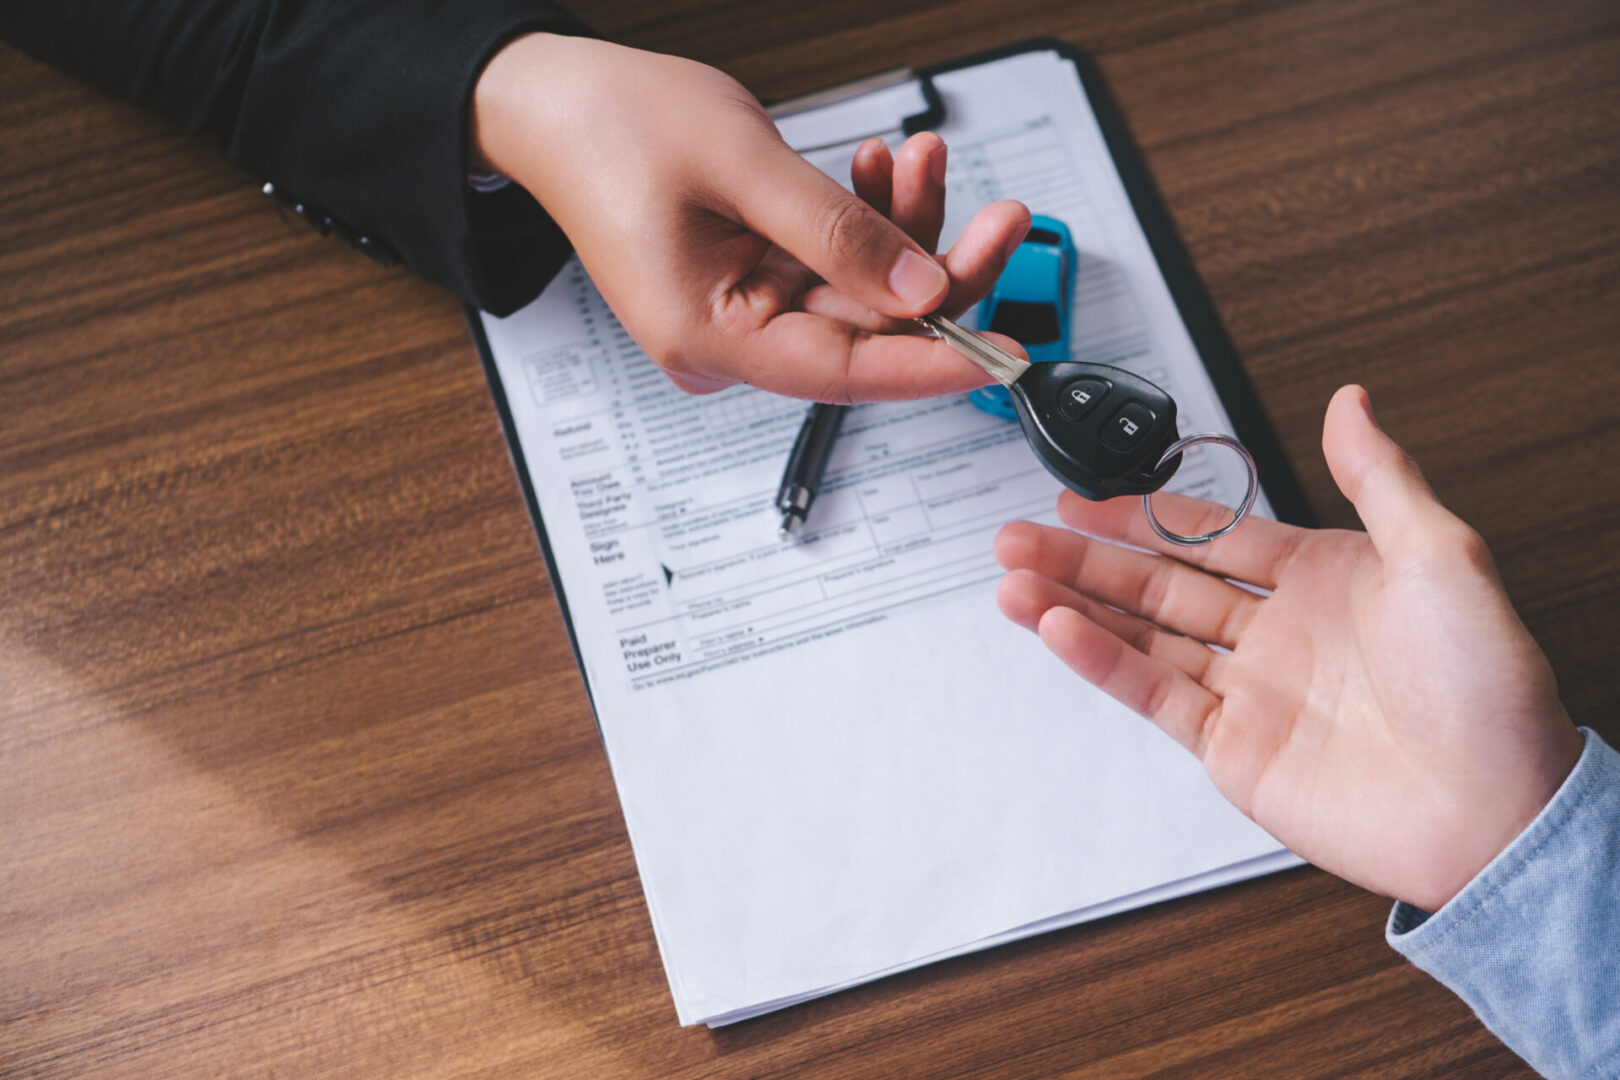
996;385;1581;911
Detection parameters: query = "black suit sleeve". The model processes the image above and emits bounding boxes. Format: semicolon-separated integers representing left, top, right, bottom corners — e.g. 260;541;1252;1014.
1;1;595;315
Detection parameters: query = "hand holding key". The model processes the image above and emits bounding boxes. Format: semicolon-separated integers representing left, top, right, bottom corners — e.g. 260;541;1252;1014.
995;384;1584;912
475;35;1030;402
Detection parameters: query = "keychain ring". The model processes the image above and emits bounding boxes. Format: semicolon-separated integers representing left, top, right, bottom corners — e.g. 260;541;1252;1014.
1142;433;1259;547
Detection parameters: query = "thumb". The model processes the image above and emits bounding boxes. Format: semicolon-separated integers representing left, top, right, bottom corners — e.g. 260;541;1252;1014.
1322;384;1461;561
731;137;950;317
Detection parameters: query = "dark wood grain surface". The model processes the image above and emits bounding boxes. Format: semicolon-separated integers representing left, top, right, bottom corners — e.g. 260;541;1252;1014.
4;1;1617;1076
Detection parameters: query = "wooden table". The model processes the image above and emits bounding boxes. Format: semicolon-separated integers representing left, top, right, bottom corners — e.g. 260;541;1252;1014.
5;2;1617;1076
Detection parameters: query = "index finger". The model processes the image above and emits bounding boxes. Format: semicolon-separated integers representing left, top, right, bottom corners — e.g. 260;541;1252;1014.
732;140;948;318
707;309;1000;402
1055;488;1307;591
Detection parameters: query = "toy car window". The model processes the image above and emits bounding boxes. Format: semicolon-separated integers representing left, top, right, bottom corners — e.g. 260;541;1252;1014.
988;300;1061;345
1025;227;1062;246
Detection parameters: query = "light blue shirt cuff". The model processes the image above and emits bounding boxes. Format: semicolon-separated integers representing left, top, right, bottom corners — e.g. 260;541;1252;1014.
1386;727;1620;1080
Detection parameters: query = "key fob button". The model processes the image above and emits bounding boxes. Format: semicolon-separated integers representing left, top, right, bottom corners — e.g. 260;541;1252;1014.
1100;400;1156;453
1057;378;1110;422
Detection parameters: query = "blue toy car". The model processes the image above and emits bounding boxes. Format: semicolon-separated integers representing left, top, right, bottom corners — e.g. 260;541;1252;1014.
967;214;1077;419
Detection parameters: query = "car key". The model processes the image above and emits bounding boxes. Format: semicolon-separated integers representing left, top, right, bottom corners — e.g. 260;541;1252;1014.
918;313;1258;544
920;313;1180;499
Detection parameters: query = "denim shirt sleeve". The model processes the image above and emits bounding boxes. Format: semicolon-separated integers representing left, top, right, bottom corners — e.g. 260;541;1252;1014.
1386;728;1620;1080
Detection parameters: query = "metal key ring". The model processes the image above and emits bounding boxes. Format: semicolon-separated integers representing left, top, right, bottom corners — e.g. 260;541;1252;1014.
1143;433;1259;547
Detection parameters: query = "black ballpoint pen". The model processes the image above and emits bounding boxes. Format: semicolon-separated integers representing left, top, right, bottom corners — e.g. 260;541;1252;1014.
775;402;848;539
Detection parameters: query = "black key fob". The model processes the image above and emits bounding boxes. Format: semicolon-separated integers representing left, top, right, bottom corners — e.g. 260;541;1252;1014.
1008;362;1182;500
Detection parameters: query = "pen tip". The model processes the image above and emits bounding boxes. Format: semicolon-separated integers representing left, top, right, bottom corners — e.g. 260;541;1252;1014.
779;512;800;540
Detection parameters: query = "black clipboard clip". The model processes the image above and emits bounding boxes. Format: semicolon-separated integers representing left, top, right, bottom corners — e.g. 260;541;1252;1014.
766;68;945;154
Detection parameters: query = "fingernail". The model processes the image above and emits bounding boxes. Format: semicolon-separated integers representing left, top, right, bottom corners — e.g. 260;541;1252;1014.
889;249;948;308
1004;218;1032;259
1359;386;1380;426
929;144;947;185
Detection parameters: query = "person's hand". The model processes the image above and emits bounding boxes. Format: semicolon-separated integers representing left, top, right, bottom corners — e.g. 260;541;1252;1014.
472;34;1031;401
995;385;1584;912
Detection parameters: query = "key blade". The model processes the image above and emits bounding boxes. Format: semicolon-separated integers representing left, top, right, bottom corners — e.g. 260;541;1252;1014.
916;314;1030;387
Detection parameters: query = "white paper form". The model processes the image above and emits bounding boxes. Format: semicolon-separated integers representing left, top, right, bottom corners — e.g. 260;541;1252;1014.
479;49;1299;1026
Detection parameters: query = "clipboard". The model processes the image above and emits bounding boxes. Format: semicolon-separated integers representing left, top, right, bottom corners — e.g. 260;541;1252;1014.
464;39;1315;1026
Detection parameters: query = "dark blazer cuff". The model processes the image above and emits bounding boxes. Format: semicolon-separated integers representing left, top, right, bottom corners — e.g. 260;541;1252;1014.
230;2;594;315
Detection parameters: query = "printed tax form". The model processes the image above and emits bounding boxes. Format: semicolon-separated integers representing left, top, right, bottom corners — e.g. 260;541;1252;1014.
476;47;1301;1026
